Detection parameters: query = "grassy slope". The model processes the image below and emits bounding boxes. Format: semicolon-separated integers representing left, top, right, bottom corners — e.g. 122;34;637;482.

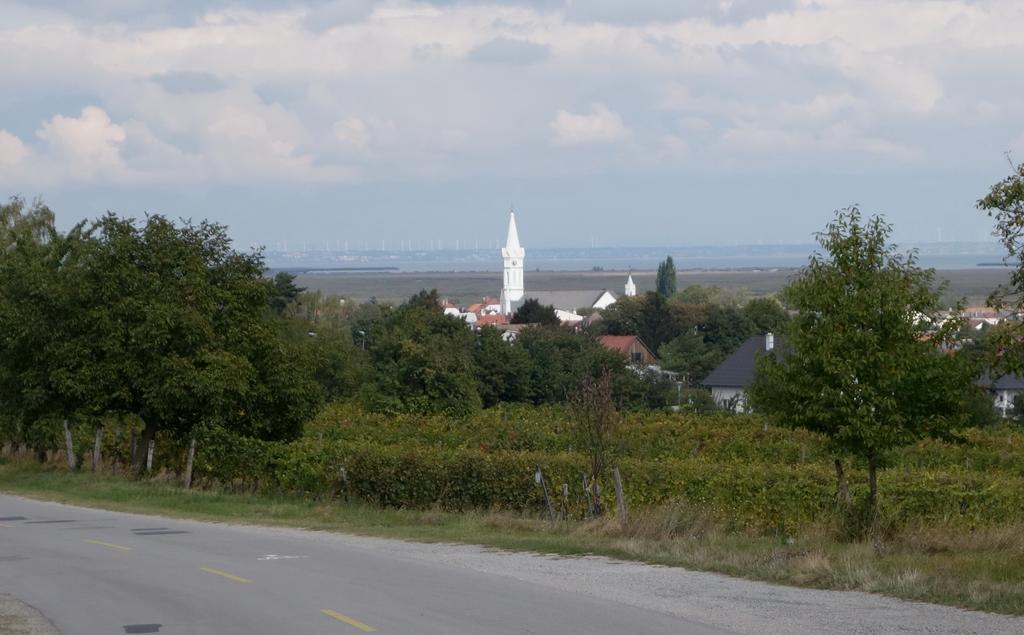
2;460;1022;616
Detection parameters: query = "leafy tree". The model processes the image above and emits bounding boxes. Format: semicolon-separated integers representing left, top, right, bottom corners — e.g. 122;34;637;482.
517;327;625;405
0;200;91;461
474;326;530;407
743;297;789;335
78;214;319;462
363;291;481;416
978;158;1024;372
269;271;305;315
701;305;756;353
655;255;677;297
748;207;973;515
658;330;721;384
599;292;683;351
511;298;559;325
570;370;619;516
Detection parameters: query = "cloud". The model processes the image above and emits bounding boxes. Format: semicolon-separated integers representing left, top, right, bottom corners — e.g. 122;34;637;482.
36;106;127;179
467;37;550;65
550;104;630;146
563;0;801;25
151;71;226;94
0;130;30;166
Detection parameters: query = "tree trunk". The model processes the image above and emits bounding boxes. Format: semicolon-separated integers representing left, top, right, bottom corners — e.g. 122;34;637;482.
133;421;158;472
867;452;879;509
62;419;77;471
35;447;47;463
112;424;122;475
183;437;196;489
834;459;850;506
92;426;103;472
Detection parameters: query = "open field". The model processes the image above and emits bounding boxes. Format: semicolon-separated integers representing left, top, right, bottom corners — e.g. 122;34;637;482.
295;267;1013;305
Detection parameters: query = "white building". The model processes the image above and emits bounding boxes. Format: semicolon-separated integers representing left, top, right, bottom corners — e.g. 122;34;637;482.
496;210;630;319
500;211;525;314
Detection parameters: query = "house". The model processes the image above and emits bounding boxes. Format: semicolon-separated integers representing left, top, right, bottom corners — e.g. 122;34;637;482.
496;210;625;316
508;290;617;317
978;373;1024;417
702;333;780;412
598;335;658;366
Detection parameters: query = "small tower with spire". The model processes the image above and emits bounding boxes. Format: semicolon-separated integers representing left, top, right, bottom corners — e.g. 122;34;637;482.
500;210;525;314
624;269;637;297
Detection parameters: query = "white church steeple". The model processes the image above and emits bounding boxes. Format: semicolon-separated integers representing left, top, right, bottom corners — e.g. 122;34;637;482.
501;211;525;314
625;270;636;297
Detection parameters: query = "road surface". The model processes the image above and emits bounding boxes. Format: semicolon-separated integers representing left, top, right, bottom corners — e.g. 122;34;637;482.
0;495;726;634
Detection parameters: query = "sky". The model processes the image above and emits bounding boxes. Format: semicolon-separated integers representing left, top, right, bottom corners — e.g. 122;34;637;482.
1;0;1022;250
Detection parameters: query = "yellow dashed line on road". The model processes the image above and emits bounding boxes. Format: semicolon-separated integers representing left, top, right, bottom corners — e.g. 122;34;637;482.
83;539;132;551
200;567;252;584
321;609;376;632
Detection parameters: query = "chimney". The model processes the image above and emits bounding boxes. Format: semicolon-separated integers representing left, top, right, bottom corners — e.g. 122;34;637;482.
765;332;775;352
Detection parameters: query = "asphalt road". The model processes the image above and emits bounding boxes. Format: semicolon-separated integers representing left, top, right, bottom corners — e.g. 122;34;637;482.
0;495;729;635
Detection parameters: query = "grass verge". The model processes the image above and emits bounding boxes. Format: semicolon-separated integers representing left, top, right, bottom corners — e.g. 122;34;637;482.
2;459;1022;616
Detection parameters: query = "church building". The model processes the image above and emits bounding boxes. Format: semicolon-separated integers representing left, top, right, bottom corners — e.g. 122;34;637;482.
498;211;633;320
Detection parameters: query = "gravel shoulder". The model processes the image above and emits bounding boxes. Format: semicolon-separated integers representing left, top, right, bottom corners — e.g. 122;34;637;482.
270;525;1024;635
0;595;60;635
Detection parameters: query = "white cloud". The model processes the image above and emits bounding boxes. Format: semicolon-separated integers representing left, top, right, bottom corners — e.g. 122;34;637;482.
550;104;630;146
0;0;1021;185
35;106;127;179
333;117;370;149
0;130;29;166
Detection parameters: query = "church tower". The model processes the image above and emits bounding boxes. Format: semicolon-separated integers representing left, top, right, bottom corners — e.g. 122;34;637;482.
500;211;525;314
624;270;636;297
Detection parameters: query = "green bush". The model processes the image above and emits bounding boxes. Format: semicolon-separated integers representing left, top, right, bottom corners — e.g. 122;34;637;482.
184;403;1024;533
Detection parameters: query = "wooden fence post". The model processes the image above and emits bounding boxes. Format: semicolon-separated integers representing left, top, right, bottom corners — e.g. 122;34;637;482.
581;473;593;519
92;427;103;472
63;419;77;471
112;425;122;475
535;465;555;523
183;437;197;489
612;466;627;524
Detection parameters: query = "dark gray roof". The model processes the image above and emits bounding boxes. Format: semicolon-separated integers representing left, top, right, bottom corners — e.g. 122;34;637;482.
978;373;1024;390
703;335;783;388
511;290;616;313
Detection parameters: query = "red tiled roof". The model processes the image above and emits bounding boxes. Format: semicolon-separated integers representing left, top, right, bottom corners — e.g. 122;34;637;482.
597;335;640;354
477;314;509;327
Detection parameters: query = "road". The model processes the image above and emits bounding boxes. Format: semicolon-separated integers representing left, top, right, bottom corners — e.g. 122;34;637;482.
0;495;727;634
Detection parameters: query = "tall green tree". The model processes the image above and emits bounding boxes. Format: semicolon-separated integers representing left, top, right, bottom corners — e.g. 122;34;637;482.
978;159;1024;373
743;297;789;335
748;207;972;514
363;290;481;416
511;298;559;325
269;271;305;315
655;255;677;297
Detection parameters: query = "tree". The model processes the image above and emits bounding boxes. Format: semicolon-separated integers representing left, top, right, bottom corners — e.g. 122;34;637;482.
363;291;481;416
473;326;530;407
748;207;973;516
0;198;92;463
655;256;677;297
570;370;619;516
517;327;625;405
743;297;789;335
269;271;304;315
511;298;559;325
978;158;1024;372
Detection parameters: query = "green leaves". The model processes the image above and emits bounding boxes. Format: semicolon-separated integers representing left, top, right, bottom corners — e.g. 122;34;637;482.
749;206;974;498
656;255;677;297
